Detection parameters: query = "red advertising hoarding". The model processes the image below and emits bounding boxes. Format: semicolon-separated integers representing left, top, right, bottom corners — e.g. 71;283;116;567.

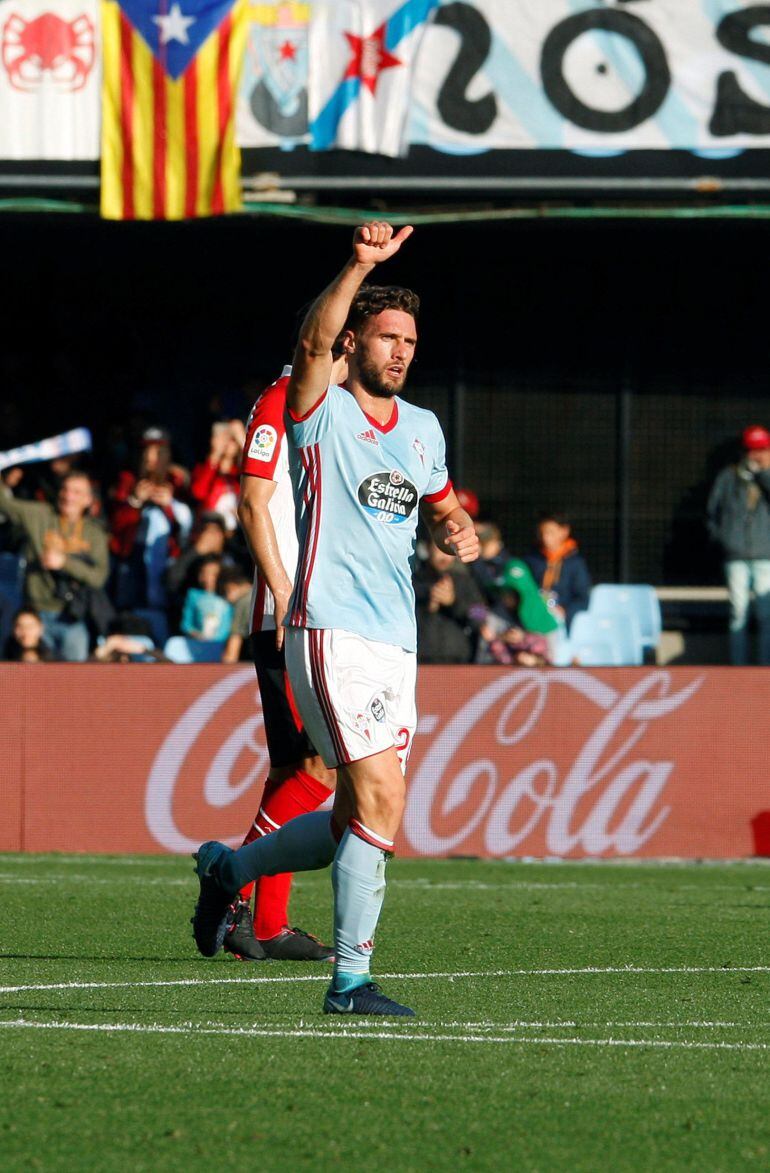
0;664;767;858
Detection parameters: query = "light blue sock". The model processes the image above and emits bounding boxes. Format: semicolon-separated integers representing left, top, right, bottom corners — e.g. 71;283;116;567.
219;811;337;892
331;823;392;994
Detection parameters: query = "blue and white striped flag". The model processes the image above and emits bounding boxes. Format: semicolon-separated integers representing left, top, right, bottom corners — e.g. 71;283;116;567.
0;428;92;473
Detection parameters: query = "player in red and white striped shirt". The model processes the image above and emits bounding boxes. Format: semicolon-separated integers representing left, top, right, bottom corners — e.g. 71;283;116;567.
222;357;347;961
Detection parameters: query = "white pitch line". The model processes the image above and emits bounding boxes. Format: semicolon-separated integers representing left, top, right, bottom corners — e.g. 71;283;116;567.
1;965;768;997
0;969;506;995
0;1018;768;1051
343;1019;769;1031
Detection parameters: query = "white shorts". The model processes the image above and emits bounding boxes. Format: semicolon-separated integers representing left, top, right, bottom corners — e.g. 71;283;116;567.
284;627;417;772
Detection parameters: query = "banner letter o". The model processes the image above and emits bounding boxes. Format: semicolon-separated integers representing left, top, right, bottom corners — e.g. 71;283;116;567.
540;10;670;133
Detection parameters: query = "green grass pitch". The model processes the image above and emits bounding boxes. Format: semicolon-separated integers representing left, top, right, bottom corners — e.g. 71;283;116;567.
0;853;768;1171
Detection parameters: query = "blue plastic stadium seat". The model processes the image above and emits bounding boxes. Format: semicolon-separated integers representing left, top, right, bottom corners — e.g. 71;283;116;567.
163;636;226;664
589;584;662;651
569;610;643;666
551;625;573;667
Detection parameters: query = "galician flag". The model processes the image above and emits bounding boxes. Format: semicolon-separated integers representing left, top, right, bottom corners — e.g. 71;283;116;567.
101;0;249;219
309;0;438;157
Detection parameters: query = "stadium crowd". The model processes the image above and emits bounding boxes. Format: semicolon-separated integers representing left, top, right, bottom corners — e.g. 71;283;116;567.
0;417;592;666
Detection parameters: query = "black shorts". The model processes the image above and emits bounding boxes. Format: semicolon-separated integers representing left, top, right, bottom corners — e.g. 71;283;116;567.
252;629;315;768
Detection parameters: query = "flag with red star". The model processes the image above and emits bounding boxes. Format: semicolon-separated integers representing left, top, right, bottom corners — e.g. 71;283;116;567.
309;0;438;157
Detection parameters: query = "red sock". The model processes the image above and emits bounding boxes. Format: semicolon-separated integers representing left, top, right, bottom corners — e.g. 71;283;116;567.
240;769;333;940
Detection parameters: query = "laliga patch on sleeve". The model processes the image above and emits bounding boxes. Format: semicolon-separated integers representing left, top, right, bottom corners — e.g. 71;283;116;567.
248;425;278;462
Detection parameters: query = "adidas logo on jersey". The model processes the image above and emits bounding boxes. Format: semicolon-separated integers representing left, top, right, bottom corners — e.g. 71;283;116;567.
356;428;379;446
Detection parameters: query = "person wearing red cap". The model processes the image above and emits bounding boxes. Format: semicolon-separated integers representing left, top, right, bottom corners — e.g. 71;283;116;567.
707;425;770;664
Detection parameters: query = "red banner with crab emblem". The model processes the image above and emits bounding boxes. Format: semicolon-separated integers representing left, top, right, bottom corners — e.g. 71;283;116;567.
0;0;100;158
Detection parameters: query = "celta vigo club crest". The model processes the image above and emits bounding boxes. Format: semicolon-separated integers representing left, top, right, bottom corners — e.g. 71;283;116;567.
246;1;309;143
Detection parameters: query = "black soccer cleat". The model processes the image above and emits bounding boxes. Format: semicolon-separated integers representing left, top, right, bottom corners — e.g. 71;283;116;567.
259;926;334;962
323;981;415;1016
223;900;268;961
190;841;237;958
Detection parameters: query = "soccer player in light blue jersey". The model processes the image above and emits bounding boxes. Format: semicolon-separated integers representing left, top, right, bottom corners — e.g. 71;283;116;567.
192;222;479;1016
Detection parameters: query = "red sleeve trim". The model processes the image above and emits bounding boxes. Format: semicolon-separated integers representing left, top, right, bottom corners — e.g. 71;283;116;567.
288;389;327;422
241;465;279;482
423;479;453;505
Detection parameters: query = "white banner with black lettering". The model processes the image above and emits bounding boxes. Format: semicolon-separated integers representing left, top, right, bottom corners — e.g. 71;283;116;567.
0;0;100;159
238;0;770;155
409;0;770;153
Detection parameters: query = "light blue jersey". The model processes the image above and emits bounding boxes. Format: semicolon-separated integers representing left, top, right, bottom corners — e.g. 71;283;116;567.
286;383;451;652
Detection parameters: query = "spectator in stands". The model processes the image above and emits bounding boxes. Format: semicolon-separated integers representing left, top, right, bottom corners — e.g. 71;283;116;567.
92;612;164;663
164;511;241;622
473;559;559;666
414;542;485;663
0;472;109;661
0;466;28;553
524;511;591;631
219;567;254;663
3;607;54;662
108;427;192;611
707;424;770;665
470;519;511;604
455;487;480;521
190;420;246;532
32;455;86;509
181;555;232;641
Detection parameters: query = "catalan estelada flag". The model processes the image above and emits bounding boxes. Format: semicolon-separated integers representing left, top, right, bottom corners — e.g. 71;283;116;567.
101;0;249;219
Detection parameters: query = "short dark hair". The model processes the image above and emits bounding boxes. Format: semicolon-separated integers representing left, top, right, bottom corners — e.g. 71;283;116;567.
346;284;420;334
537;511;571;529
218;566;251;591
62;471;92;489
197;554;222;571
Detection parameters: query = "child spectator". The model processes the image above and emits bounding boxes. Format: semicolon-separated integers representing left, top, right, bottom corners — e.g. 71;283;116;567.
524;512;592;631
92;612;163;663
470;519;511;604
4;607;54;662
218;567;254;663
181;555;232;641
473;559;560;666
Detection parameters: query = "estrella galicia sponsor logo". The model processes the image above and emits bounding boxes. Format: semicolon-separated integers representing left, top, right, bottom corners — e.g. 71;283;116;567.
358;469;417;525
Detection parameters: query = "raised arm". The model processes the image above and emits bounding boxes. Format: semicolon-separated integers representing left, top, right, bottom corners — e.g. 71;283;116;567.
420;489;479;564
288;221;414;418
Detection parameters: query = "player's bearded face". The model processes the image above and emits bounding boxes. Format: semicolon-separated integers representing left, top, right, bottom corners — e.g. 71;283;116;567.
353;310;417;398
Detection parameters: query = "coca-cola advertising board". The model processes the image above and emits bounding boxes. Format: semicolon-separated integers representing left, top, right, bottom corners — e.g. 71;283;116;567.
0;664;767;858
